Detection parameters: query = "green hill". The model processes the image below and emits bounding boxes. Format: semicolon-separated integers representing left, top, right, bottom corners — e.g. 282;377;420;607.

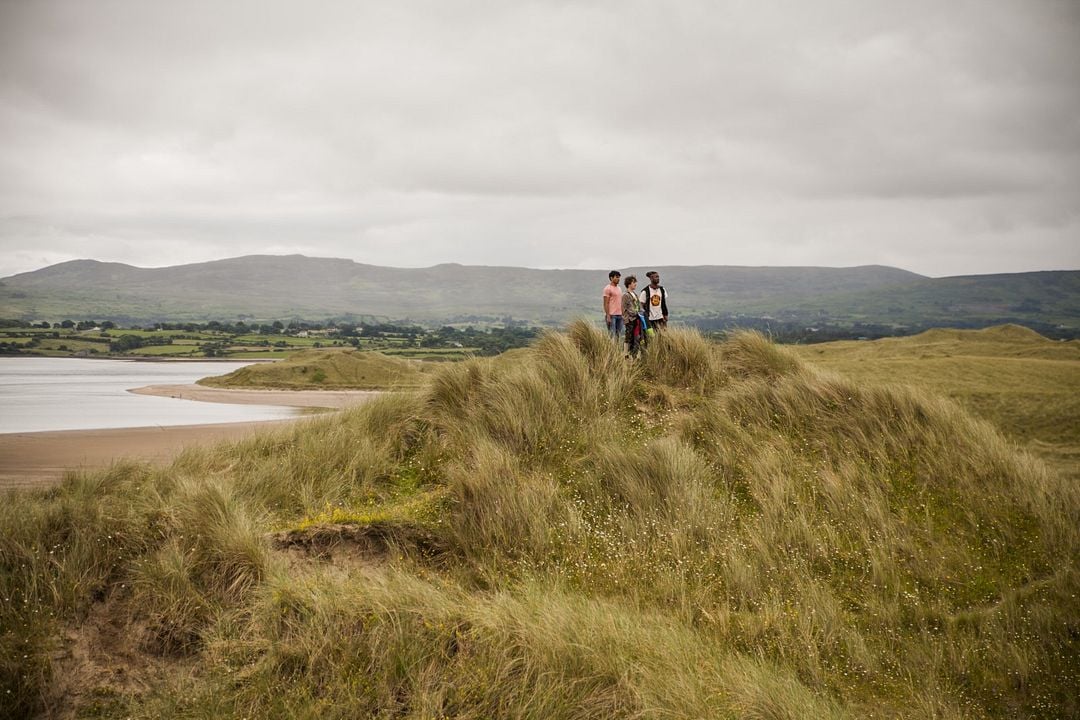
0;254;924;323
199;349;430;390
2;324;1077;718
787;270;1080;328
4;254;1077;333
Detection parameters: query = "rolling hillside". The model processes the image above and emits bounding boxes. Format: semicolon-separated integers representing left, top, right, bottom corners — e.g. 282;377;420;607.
2;255;1076;333
785;270;1080;327
1;255;922;323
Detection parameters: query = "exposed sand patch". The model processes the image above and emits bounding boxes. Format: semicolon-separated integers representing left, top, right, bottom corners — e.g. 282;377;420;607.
272;521;451;567
45;593;195;719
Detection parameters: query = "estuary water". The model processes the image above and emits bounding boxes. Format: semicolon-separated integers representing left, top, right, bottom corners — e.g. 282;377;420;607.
0;357;299;434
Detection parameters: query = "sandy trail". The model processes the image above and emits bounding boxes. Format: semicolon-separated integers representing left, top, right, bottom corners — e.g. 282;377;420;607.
0;385;382;489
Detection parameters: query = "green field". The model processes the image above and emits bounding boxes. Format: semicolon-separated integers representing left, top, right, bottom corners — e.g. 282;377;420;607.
0;323;523;361
224;350;299;360
2;323;1077;718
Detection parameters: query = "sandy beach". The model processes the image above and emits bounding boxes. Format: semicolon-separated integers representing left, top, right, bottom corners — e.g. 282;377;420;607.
0;385;382;490
129;383;383;409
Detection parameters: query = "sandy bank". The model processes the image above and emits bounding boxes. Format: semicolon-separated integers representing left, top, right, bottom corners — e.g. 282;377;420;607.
129;383;383;409
0;421;304;490
2;386;384;489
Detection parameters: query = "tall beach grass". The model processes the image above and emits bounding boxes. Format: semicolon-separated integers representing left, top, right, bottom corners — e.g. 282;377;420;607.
2;321;1077;718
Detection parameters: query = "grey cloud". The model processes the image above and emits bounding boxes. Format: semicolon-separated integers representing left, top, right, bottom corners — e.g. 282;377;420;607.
0;0;1077;279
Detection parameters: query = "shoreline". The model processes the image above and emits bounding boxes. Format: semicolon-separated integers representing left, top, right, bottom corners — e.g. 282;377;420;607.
129;383;383;409
0;420;301;490
2;385;383;490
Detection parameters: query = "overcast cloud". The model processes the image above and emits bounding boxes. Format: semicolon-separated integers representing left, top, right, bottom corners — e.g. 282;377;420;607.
1;0;1078;278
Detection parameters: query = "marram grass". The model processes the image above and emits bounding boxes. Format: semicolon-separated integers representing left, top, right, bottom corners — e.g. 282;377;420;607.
2;322;1077;718
791;325;1080;486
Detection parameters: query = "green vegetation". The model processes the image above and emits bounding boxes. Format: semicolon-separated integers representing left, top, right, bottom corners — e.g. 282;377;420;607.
2;323;1078;718
789;270;1080;329
199;349;431;390
791;325;1080;482
0;319;538;361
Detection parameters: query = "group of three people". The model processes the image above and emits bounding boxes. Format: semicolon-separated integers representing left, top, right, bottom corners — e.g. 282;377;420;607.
602;270;668;355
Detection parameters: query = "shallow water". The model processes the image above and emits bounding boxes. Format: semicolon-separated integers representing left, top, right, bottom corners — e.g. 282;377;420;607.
0;357;299;433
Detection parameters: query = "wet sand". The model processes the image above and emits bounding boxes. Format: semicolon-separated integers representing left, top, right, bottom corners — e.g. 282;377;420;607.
0;421;303;490
0;385;382;490
129;383;383;409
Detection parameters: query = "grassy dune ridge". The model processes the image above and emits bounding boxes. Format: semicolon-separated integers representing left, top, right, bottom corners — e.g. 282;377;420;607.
2;323;1077;718
198;348;431;390
792;324;1080;482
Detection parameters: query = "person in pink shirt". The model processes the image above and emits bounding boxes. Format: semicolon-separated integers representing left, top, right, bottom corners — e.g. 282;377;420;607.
602;270;623;340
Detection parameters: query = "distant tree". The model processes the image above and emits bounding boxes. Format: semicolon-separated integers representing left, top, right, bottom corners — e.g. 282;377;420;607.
202;342;227;357
109;335;145;352
60;319;75;329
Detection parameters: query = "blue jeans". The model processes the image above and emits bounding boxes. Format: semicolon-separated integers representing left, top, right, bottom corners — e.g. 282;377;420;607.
608;315;624;340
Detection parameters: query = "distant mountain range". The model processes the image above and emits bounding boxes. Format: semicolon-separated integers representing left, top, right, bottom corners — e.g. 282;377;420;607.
1;255;1077;335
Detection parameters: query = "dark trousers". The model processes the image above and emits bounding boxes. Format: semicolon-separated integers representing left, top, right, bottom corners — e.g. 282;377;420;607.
625;318;641;355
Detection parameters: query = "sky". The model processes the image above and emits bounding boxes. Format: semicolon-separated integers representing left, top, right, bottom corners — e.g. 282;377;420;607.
1;0;1078;279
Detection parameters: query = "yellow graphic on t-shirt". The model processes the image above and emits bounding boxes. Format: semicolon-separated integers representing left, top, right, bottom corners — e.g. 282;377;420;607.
650;294;661;306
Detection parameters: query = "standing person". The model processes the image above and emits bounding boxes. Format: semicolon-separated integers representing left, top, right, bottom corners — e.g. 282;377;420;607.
639;271;668;332
622;275;642;357
602;270;623;341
